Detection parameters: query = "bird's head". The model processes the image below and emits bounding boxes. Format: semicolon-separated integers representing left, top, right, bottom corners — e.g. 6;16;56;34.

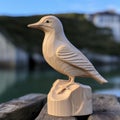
27;15;63;33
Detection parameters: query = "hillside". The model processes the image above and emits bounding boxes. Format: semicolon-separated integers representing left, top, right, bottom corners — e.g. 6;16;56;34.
0;13;120;55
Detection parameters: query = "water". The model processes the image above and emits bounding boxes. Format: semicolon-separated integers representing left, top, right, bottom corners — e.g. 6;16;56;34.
0;65;120;103
95;65;120;96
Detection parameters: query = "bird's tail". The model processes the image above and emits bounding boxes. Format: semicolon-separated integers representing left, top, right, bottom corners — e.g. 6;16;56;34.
92;74;108;84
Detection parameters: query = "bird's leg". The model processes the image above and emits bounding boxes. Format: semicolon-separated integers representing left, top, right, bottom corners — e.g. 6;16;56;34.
68;76;75;85
56;76;75;94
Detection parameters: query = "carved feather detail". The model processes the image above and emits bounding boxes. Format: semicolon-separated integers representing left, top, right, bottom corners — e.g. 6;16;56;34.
56;45;107;84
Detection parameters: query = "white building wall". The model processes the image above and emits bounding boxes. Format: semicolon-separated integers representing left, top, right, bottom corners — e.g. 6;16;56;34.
92;14;120;42
0;32;28;67
7;41;16;63
0;34;6;61
16;48;28;66
0;33;16;63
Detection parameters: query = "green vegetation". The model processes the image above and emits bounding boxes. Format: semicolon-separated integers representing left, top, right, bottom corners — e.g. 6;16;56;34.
0;13;120;55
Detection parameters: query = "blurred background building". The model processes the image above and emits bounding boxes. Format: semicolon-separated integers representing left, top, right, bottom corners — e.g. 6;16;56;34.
0;31;28;69
86;10;120;42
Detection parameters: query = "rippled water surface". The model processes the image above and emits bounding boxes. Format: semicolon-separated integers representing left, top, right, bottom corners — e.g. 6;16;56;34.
0;65;120;103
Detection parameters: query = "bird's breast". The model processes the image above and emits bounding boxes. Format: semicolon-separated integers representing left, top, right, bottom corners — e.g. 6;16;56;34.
42;42;65;74
42;35;73;75
42;37;57;67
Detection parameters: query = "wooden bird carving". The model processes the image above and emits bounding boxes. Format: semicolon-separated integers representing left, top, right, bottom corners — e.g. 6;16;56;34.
28;15;108;93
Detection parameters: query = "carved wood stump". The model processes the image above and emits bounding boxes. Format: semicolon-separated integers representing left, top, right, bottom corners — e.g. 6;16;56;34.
47;79;93;116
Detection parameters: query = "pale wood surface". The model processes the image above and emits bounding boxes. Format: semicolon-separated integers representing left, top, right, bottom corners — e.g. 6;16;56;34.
36;94;120;120
47;80;92;116
0;94;120;120
28;15;108;118
28;15;108;84
35;104;89;120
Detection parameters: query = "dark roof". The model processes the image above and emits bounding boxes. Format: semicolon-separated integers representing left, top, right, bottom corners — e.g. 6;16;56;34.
91;10;120;17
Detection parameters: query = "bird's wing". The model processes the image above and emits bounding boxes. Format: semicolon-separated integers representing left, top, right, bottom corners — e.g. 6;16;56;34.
56;45;98;77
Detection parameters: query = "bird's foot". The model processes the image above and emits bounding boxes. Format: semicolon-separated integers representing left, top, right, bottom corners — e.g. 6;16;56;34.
56;86;69;94
55;77;75;94
56;83;74;94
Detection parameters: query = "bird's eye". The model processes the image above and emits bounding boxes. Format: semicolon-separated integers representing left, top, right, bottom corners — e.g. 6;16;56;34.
46;20;50;23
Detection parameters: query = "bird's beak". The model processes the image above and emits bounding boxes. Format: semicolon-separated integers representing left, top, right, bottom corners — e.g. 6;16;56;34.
27;21;42;29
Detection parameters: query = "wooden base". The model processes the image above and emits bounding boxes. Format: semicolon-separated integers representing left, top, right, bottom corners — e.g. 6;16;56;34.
47;79;93;116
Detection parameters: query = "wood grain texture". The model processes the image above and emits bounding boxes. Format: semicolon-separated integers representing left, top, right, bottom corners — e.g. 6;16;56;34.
28;15;108;85
47;80;92;116
35;104;77;120
36;94;120;120
1;94;120;120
